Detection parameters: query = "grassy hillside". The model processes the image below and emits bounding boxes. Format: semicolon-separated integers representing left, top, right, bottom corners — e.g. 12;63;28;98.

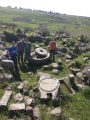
0;6;90;120
0;6;90;36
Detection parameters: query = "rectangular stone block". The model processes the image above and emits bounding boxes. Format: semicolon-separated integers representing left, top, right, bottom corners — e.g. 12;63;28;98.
9;103;25;113
0;90;12;107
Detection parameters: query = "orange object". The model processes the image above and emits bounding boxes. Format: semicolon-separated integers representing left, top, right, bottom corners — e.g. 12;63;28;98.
49;41;56;50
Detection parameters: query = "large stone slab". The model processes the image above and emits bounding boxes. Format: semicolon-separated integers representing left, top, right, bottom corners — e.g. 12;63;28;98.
0;90;12;107
9;103;25;113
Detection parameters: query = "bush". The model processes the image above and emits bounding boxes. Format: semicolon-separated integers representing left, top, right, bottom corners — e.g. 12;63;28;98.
55;29;70;37
15;27;24;34
74;60;83;68
80;34;89;43
3;31;18;43
83;87;90;98
39;27;50;37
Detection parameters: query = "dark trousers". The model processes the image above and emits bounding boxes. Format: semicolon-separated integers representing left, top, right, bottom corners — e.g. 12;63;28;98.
11;56;18;70
50;50;55;61
24;52;30;61
18;52;24;63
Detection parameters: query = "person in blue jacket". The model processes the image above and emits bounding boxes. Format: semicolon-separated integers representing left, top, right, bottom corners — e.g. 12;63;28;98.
7;41;18;70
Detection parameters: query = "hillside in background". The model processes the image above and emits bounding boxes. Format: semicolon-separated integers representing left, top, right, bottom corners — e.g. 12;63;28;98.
0;6;90;36
0;6;90;120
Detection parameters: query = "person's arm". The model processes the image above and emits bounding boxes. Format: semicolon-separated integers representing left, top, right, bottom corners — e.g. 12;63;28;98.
47;42;50;48
16;43;18;53
6;49;9;56
6;49;10;59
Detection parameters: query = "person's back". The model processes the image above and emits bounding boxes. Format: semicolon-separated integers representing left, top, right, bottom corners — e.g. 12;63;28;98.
49;41;56;50
24;38;31;62
17;40;25;53
25;42;31;53
16;38;25;63
8;46;17;58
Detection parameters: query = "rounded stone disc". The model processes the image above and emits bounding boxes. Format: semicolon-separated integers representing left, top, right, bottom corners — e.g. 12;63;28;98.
39;78;59;92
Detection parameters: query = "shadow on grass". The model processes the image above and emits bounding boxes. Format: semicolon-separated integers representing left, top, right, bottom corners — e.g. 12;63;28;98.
58;65;63;71
19;60;52;73
11;60;51;82
70;82;79;92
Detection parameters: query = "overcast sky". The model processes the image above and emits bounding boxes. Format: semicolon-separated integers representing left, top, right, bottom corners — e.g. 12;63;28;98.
0;0;90;17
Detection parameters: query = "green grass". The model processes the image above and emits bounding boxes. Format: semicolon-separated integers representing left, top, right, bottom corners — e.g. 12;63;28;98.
0;6;90;120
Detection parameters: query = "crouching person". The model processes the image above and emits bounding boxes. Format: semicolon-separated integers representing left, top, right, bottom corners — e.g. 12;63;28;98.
6;41;18;70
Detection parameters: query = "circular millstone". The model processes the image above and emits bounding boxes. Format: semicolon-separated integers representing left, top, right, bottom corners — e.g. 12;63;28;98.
39;78;59;92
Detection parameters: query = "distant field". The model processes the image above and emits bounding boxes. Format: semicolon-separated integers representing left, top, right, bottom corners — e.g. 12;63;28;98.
0;6;90;36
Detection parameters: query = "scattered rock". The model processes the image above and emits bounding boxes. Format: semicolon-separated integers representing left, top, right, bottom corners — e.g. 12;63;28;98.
76;72;83;79
3;73;14;80
0;55;7;61
1;60;14;68
0;73;4;79
33;107;40;120
65;55;72;60
83;57;89;61
17;82;24;91
26;106;33;115
58;58;62;65
50;107;62;120
69;118;75;120
76;84;84;89
28;72;33;77
38;72;51;78
23;88;29;95
0;45;5;51
66;59;71;62
0;67;3;72
26;97;34;106
35;44;39;48
14;93;23;102
43;65;49;70
70;68;80;75
52;69;58;75
21;117;32;120
52;62;59;69
31;52;35;57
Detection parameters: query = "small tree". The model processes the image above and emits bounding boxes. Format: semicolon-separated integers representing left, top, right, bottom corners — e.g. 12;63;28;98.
39;27;50;37
55;29;70;37
15;28;24;34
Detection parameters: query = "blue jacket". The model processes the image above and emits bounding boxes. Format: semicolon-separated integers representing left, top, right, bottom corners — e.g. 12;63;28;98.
8;46;17;58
